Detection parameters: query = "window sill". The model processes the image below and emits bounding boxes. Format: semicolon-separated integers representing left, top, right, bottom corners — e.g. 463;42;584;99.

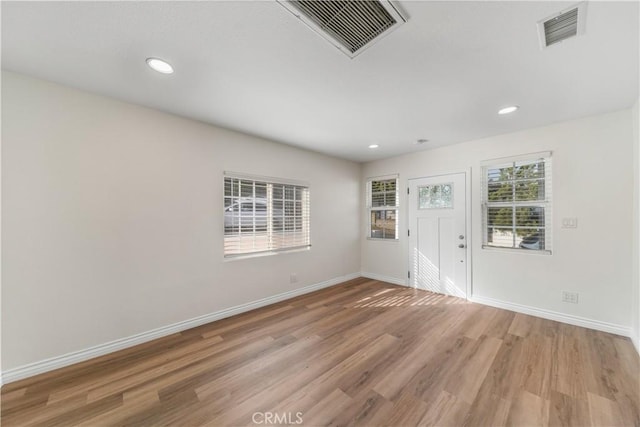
224;245;311;262
366;237;400;242
482;245;552;255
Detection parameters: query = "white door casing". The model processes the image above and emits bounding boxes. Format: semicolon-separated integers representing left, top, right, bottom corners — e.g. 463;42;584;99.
408;173;468;298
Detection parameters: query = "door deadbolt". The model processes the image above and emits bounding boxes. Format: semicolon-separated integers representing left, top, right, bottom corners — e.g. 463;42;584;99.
458;235;465;240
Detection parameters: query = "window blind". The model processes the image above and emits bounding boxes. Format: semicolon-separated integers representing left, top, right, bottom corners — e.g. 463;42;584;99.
224;175;310;257
367;176;399;240
481;153;552;253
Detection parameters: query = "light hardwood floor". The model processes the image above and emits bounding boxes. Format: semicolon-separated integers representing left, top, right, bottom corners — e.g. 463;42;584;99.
2;278;639;426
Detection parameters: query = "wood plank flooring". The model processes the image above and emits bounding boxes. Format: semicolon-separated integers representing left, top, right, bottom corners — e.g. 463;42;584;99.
2;278;639;426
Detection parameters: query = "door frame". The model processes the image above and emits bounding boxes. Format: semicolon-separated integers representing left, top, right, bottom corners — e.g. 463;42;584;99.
406;168;472;300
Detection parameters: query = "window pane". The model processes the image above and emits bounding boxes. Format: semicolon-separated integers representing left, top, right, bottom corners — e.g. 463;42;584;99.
240;180;253;197
370;179;397;208
487;207;513;227
255;183;267;198
285;200;294;214
273;217;284;231
515;206;544;228
371;193;386;207
273;185;283;200
285;186;295;200
514;161;545;179
371;180;385;192
488;182;513;202
370;210;396;239
487;166;514;183
515;179;544;201
517;229;545;250
224;178;232;197
224;177;243;198
418;183;452;209
386;191;397;207
487;227;515;248
255;201;267;213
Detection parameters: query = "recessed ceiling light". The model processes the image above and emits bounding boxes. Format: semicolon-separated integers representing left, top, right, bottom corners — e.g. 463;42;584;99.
415;139;429;145
146;57;174;74
368;144;379;149
498;105;519;115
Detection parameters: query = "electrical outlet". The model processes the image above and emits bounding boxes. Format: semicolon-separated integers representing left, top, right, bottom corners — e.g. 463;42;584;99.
562;291;579;304
562;217;578;228
290;273;298;284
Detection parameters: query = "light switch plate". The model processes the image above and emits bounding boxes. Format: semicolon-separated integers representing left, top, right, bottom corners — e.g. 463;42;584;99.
561;217;578;228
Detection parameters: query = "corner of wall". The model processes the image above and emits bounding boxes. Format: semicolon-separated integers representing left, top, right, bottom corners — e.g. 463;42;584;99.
632;98;640;355
1;69;4;383
357;162;365;274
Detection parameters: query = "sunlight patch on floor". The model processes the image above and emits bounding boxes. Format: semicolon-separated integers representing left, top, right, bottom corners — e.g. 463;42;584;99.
352;288;469;308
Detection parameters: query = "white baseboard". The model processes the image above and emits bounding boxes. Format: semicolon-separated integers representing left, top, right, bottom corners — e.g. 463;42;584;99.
1;272;360;385
470;295;632;337
632;329;640;355
360;272;407;287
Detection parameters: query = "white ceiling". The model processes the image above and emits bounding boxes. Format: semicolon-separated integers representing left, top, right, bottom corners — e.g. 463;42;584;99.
2;1;638;162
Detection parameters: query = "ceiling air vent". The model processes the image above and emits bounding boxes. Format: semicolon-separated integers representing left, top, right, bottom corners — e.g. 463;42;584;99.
537;2;587;49
278;0;407;58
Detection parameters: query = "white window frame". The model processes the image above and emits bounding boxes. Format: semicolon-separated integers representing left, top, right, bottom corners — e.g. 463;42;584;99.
481;152;552;254
223;172;310;258
366;174;399;240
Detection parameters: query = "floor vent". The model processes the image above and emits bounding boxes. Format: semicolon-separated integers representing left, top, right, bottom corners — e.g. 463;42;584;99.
278;0;407;58
538;2;587;48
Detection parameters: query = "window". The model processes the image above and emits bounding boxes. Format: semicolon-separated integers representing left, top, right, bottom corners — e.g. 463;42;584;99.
418;183;453;209
482;153;552;253
367;176;398;239
224;174;310;257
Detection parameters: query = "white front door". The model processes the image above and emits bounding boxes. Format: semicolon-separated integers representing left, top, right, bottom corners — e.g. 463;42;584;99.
408;173;468;298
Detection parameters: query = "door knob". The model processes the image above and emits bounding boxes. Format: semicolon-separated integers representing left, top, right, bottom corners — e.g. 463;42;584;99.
458;244;465;248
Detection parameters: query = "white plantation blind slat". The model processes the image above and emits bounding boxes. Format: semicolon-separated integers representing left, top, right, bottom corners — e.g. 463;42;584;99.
224;174;310;257
482;153;552;253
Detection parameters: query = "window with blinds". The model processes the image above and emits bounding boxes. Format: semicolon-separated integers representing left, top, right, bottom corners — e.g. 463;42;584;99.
482;153;552;253
367;176;399;240
224;174;310;257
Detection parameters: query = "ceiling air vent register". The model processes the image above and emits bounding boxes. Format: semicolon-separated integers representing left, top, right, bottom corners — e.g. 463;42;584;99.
537;2;587;48
278;0;407;58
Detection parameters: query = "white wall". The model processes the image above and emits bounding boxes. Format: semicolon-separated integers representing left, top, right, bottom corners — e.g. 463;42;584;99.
1;71;361;371
632;98;640;352
362;110;634;331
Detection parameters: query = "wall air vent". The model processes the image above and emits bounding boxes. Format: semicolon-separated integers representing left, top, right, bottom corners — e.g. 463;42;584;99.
537;2;587;49
277;0;407;58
